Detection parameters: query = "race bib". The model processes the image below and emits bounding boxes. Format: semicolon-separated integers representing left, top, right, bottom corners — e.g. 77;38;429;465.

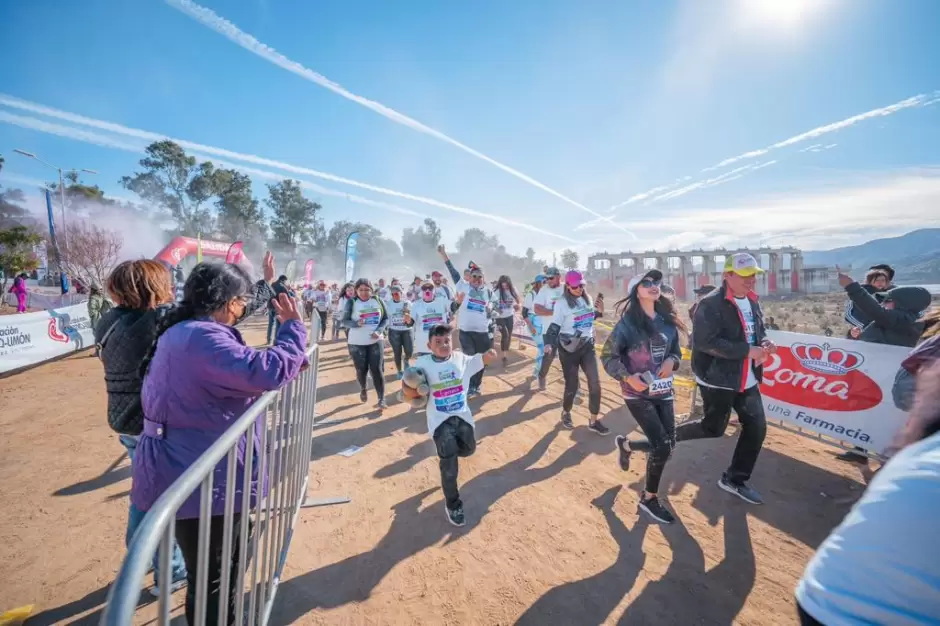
358;307;380;327
467;297;486;313
649;377;674;396
572;310;594;331
432;375;466;414
422;314;444;330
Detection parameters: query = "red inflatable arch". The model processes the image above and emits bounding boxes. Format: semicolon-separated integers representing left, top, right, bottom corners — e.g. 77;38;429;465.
153;236;254;272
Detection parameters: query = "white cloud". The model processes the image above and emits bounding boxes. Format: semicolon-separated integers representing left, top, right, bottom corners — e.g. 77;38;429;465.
0;96;578;242
163;0;631;234
0;172;51;190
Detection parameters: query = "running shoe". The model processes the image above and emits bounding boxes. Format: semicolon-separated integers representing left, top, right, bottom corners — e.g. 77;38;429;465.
639;495;676;524
444;503;466;527
717;476;764;504
359;389;368;403
467;387;482;398
396;371;404;380
561;411;574;429
377;398;387;410
615;435;631;471
149;577;187;598
587;419;610;436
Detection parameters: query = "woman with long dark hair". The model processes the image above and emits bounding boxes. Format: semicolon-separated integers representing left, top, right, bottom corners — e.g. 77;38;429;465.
133;260;306;624
494;275;520;365
544;270;608;435
333;282;354;340
795;361;940;625
600;269;687;524
342;278;390;409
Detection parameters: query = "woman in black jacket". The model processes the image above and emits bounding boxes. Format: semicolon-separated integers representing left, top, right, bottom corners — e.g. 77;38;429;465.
97;252;275;596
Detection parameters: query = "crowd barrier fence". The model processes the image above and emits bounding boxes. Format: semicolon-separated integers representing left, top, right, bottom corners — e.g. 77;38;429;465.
101;327;323;625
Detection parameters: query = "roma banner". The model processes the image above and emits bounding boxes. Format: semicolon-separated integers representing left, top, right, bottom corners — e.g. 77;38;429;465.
760;331;911;455
225;241;244;265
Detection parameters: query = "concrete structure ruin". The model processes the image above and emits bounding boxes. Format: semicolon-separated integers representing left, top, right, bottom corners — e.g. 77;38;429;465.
585;247;842;300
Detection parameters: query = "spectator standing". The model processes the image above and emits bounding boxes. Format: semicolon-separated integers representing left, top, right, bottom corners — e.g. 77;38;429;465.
8;272;28;313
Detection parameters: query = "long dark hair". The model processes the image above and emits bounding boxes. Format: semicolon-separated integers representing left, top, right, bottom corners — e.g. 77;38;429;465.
497;275;518;302
614;285;687;343
563;283;592;310
141;262;253;377
340;282;354;298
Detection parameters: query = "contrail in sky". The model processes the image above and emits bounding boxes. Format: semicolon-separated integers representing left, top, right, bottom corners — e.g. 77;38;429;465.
162;0;632;235
0;99;578;242
579;89;939;231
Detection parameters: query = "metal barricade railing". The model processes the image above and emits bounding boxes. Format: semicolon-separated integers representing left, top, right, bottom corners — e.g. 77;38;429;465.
101;338;321;626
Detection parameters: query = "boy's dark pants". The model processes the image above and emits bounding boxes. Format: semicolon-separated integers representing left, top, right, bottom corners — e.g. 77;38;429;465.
433;416;476;510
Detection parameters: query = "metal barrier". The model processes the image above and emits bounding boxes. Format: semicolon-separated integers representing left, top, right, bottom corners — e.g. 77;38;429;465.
101;338;321;626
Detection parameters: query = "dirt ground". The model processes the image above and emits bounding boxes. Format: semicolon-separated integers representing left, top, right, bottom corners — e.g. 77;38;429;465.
0;317;870;625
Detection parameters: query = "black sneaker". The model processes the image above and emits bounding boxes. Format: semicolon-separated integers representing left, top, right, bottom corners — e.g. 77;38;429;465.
502;356;508;367
718;476;764;504
444;504;465;527
538;377;547;391
639;495;676;524
834;449;869;465
615;435;631;471
359;389;368;403
561;411;574;429
588;419;610;436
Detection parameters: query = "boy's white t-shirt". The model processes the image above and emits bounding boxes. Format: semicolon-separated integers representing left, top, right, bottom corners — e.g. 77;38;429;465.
551;296;596;340
311;289;331;312
347;297;384;345
410;298;449;353
385;299;411;332
454;283;494;333
533;285;564;335
415;352;484;436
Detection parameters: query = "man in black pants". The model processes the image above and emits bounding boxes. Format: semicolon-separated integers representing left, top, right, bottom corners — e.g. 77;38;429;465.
680;253;777;505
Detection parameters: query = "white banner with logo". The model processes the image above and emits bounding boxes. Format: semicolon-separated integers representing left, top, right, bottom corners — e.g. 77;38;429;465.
0;304;95;374
760;331;910;455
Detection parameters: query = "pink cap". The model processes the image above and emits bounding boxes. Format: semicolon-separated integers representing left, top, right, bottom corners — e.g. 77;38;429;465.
565;270;585;287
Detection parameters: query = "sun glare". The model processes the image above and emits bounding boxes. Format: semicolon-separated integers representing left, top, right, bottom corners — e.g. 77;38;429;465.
737;0;829;30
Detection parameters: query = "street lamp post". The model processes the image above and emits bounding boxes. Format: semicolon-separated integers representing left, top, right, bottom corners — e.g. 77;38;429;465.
12;149;97;261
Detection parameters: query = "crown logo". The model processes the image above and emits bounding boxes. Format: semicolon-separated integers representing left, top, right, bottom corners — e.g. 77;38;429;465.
791;342;863;375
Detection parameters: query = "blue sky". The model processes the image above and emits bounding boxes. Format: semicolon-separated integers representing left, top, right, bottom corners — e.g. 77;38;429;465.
1;0;939;264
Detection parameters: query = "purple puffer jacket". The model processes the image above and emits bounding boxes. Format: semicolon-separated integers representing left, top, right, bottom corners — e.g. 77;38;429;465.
132;318;307;519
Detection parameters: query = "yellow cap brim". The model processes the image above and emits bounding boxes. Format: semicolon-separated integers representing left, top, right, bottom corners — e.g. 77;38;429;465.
731;267;764;277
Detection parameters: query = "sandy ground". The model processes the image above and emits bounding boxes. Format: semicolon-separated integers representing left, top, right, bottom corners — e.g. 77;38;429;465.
0;317;870;625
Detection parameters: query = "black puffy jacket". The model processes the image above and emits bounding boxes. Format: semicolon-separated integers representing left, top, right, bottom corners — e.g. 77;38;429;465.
844;282;931;348
690;283;767;391
96;280;273;434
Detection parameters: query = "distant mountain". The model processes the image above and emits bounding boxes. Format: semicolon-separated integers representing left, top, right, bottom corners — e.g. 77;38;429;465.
804;229;940;284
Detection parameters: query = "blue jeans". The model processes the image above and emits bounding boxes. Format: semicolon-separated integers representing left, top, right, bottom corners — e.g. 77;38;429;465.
266;309;281;344
529;316;544;377
120;435;188;585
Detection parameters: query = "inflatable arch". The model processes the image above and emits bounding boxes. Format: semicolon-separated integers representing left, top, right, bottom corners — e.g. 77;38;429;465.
153;236;253;272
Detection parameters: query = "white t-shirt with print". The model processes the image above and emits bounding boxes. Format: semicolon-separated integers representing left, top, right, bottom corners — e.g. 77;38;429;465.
302;288;316;302
454;283;494;333
495;290;518;319
734;296;759;389
334;296;348;318
376;286;391;302
410;299;450;353
550;296;596;340
347;297;384;346
533;286;564;335
311;289;331;312
415;352;484;436
385;299;412;332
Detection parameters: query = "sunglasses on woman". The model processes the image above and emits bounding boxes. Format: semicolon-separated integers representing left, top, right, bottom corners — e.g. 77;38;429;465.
639;279;662;288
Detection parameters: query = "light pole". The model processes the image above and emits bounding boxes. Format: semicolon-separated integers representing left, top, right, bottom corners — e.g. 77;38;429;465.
13;149;97;260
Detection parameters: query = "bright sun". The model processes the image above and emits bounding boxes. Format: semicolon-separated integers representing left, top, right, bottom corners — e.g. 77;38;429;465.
737;0;829;30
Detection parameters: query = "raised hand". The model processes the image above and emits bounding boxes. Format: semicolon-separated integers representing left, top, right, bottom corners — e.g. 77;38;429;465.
272;292;301;324
263;251;276;284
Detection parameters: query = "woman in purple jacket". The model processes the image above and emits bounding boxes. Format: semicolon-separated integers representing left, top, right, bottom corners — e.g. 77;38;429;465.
135;262;308;625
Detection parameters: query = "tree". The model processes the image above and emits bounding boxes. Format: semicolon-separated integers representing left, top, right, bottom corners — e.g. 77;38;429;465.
214;169;265;243
120;140;217;235
456;228;500;255
0;226;42;291
266;179;323;252
560;248;580;270
0;154;31;228
56;221;123;287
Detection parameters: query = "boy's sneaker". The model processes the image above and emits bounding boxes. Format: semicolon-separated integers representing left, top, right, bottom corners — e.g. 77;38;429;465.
639;495;676;524
615;435;631;471
537;377;547;391
718;476;764;504
149;577;187;598
444;504;465;527
561;411;574;429
588;419;610;436
467;387;481;398
359;389;368;403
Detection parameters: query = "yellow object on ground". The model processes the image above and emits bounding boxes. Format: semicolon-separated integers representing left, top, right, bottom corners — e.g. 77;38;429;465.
0;606;35;626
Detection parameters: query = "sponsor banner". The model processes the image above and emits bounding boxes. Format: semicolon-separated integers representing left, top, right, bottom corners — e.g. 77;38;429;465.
225;241;244;265
760;331;909;455
344;232;359;283
304;259;315;288
0;303;94;374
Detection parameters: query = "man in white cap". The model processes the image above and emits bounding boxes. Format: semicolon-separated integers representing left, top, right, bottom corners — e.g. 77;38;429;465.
678;252;776;505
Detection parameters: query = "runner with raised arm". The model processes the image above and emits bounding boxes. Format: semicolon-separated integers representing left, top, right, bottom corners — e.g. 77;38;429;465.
533;267;564;391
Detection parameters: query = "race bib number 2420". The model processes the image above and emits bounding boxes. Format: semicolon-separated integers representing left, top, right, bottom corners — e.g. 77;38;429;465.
649;377;674;395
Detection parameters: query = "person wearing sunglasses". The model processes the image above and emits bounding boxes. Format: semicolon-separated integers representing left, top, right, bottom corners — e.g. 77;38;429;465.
411;280;452;357
544;270;608;435
601;269;687;523
533;267;564;390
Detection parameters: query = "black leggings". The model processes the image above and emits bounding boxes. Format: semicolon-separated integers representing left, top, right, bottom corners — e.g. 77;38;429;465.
175;514;249;626
557;341;601;415
388;329;414;372
349;342;385;399
624;398;676;494
495;316;514;352
316;310;328;339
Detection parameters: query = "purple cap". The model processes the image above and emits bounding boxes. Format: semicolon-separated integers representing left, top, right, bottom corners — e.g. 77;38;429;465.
565;270;586;287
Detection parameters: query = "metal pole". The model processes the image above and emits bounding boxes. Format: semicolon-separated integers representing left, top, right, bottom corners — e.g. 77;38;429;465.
58;169;69;262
